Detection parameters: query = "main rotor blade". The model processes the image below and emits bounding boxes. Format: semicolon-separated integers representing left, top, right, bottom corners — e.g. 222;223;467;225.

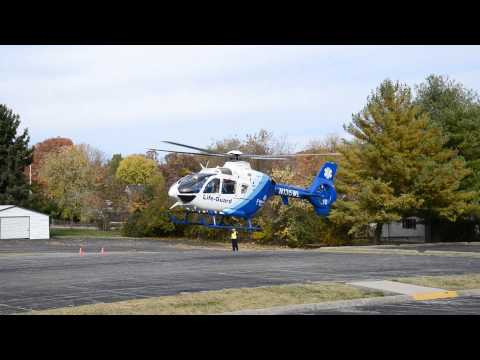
239;153;342;160
241;155;288;160
162;141;222;155
281;153;343;157
148;148;228;158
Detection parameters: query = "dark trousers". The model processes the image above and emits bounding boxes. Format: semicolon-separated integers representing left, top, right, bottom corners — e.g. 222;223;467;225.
231;239;238;251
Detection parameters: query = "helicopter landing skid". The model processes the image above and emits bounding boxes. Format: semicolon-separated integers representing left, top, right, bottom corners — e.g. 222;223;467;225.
169;213;261;232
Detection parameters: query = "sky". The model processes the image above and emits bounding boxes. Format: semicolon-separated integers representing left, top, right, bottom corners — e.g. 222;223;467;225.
1;45;480;158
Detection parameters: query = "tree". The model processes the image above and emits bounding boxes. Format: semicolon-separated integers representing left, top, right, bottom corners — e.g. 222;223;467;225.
116;155;158;185
415;75;480;193
27;137;74;216
0;104;33;205
207;129;289;173
108;154;123;176
293;134;344;187
121;170;176;237
158;130;289;189
96;154;129;227
329;80;477;243
38;144;105;222
29;137;74;185
116;154;168;214
253;165;348;247
159;153;201;188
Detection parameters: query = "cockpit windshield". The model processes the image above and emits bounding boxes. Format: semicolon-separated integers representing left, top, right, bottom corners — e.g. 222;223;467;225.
178;173;215;194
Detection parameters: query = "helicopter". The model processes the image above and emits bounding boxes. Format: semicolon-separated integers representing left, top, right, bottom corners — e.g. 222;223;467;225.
149;141;340;232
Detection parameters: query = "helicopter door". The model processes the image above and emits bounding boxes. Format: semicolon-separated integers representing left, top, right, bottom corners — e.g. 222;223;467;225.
203;177;220;194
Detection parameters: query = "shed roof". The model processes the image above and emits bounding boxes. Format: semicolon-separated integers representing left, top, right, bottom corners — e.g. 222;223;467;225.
0;205;49;217
0;205;15;212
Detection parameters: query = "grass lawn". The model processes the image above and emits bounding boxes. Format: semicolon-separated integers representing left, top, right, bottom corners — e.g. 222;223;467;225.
29;282;383;315
50;228;122;238
393;273;480;290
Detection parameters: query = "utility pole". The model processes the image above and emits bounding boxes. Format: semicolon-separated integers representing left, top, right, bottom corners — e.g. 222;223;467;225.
29;164;32;195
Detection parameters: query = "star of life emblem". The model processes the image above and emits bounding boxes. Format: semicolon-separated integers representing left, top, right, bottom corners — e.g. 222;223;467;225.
324;167;333;179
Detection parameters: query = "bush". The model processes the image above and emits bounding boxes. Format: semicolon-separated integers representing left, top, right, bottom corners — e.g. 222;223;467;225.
252;197;350;247
121;199;176;237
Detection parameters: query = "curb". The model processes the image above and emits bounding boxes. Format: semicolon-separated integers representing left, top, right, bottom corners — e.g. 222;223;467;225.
412;290;457;301
220;288;480;315
347;280;459;301
221;295;411;315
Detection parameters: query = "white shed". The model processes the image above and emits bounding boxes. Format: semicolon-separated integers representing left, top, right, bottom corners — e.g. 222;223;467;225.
0;205;50;240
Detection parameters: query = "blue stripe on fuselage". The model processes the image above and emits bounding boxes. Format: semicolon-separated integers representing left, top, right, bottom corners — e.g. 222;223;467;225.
223;175;273;218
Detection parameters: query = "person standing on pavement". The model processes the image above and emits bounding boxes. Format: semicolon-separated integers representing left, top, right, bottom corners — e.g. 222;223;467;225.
231;228;239;252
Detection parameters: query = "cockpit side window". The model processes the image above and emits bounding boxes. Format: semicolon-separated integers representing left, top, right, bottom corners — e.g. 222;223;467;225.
221;179;236;194
203;178;220;193
178;174;193;185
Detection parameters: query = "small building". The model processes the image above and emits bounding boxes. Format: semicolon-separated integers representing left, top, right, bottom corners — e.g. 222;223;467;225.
380;216;480;243
0;205;50;240
381;217;425;243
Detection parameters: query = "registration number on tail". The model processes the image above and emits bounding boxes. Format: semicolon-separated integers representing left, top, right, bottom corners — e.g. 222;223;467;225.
277;188;299;197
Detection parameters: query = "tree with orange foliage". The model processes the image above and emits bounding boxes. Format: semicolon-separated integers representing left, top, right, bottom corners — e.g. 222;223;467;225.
293;135;344;186
29;137;73;184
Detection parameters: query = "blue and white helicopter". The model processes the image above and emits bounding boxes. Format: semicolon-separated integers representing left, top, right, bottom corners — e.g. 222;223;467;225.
150;141;339;232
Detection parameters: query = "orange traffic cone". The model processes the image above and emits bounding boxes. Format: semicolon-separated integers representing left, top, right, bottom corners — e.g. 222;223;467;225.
100;247;105;255
79;247;84;256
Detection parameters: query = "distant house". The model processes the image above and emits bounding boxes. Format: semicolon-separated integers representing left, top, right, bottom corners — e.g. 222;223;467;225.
125;184;145;197
379;215;480;243
381;217;425;243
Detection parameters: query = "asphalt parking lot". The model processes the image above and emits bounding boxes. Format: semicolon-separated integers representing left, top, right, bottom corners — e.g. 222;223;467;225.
1;239;480;315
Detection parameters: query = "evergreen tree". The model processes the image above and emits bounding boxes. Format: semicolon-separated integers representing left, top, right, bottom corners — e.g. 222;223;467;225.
108;154;123;176
0;104;33;205
329;80;478;243
415;75;480;193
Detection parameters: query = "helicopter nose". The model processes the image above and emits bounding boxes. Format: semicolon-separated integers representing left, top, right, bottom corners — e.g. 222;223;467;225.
168;184;178;199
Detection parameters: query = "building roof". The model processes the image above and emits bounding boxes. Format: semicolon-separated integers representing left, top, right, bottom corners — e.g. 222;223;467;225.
0;205;49;217
0;205;15;212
